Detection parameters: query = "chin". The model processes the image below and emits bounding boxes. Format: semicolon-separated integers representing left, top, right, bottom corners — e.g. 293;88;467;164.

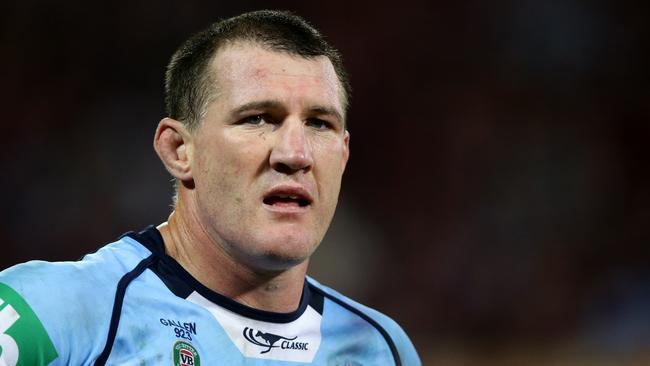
246;232;320;272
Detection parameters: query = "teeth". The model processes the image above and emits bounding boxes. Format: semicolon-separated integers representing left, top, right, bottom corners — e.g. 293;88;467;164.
276;194;300;199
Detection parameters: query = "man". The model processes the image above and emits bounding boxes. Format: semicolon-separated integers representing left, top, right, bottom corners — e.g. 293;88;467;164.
0;10;420;365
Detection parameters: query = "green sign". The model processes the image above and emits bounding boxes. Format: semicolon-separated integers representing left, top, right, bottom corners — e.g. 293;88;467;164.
0;283;58;365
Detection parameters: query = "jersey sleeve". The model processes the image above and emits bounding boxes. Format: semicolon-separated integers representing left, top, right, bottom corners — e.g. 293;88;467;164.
0;258;115;366
363;306;422;366
0;240;154;366
307;277;422;366
0;257;116;366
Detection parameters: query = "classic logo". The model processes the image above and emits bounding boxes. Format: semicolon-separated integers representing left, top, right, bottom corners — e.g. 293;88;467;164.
242;327;309;354
172;340;200;366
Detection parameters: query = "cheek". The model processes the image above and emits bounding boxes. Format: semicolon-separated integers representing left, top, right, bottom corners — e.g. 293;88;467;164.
194;142;260;207
194;148;234;197
315;144;346;201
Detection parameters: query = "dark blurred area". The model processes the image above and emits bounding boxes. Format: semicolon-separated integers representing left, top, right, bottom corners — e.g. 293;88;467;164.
2;0;649;364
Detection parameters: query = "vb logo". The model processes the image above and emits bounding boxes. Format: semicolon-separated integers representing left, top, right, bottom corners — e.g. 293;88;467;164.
172;341;200;366
179;349;194;365
243;327;309;354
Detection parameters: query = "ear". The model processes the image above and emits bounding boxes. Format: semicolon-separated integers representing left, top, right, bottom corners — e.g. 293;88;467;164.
341;130;350;171
153;118;193;181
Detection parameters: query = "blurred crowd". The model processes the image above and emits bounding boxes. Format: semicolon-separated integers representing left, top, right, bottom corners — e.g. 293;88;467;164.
1;1;648;364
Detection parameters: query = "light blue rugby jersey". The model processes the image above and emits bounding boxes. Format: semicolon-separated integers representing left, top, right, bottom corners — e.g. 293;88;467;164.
0;226;421;365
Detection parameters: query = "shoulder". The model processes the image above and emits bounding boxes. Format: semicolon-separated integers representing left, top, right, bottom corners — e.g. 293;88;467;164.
0;234;152;365
307;277;421;366
0;235;152;304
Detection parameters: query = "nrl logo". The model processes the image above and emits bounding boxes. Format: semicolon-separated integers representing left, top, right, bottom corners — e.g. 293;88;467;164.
243;327;309;354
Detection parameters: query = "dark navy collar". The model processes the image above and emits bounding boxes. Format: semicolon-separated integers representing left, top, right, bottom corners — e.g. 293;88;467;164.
121;225;322;323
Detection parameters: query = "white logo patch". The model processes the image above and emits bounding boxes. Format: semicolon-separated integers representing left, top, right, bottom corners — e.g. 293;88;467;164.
186;291;322;363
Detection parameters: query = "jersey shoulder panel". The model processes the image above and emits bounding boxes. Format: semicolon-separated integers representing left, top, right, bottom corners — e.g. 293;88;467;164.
307;277;421;366
0;236;152;365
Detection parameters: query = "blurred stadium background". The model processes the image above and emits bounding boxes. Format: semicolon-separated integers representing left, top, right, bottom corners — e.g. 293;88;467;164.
1;1;649;364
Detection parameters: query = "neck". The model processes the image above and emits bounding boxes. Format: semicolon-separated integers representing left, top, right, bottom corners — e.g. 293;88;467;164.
157;199;308;314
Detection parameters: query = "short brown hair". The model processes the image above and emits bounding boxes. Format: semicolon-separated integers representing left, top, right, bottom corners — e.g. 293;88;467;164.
164;10;351;131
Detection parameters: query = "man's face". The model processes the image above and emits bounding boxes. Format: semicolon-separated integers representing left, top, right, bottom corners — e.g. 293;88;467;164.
187;42;349;271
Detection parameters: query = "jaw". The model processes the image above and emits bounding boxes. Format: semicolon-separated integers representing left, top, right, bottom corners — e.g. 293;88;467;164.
227;235;317;274
225;214;326;273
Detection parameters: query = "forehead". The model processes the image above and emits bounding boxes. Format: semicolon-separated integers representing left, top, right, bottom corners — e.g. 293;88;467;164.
208;42;344;112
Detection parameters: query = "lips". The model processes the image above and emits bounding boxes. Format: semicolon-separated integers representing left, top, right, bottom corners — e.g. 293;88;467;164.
262;186;313;209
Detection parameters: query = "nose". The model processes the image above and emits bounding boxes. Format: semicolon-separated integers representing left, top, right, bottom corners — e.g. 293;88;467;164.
269;119;313;174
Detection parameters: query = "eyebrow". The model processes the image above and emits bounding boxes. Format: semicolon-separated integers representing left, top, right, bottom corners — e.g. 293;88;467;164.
308;106;344;123
230;100;344;123
231;100;283;116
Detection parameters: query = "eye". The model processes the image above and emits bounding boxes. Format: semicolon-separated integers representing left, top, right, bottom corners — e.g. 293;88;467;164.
241;114;266;125
306;118;331;130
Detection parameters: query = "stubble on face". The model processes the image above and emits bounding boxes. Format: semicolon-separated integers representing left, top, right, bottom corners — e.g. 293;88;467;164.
185;42;349;273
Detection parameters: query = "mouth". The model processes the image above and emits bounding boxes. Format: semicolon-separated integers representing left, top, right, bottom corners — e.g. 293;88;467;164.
262;186;313;210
